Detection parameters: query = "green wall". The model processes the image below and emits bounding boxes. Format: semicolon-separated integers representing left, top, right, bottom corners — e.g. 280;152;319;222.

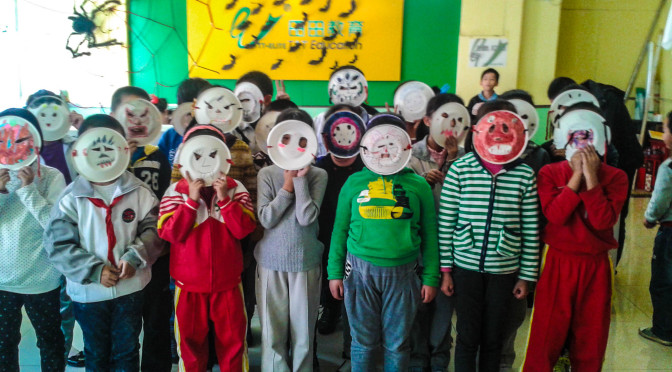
129;0;461;106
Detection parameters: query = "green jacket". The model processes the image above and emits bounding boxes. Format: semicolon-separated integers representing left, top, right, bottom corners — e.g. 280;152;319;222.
327;168;440;287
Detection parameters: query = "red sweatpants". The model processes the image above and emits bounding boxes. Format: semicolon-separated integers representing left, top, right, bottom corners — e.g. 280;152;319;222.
174;284;248;372
523;248;612;372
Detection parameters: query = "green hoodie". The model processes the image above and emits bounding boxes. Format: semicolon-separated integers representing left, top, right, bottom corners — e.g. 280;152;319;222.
327;167;440;287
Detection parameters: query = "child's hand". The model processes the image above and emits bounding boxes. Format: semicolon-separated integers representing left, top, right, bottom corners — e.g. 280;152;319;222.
127;139;139;158
275;80;290;100
69;111;84;129
118;260;136;279
569;149;583;173
440;272;454;296
17;166;35;187
0;169;10;192
185;171;205;202
421;285;438;303
444;135;459;160
329;279;344;300
513;279;529;299
100;265;120;287
297;165;310;178
282;170;298;193
425;169;445;186
213;172;229;201
582;145;600;176
643;219;657;229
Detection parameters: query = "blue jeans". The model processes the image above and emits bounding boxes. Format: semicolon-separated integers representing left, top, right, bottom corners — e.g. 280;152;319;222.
343;253;421;372
651;226;672;341
73;290;144;372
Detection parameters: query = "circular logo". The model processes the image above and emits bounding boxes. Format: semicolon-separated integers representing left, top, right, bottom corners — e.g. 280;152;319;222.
122;208;136;223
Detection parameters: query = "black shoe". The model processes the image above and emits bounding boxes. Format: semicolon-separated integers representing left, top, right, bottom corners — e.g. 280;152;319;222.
66;351;85;368
317;307;340;335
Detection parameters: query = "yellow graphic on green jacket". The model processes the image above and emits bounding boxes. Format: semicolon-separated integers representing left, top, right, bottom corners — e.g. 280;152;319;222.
357;177;413;220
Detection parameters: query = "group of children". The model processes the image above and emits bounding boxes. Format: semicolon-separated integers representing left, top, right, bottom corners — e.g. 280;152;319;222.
0;65;668;372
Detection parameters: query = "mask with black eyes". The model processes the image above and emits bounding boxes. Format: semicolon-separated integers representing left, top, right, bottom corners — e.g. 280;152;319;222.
328;68;368;107
177;135;231;186
70;127;130;182
360;124;412;175
507;99;539;139
115;99;162;146
194;87;244;133
0;116;41;170
27;96;71;141
267;120;317;170
234;82;264;125
472;110;528;165
429;102;471;146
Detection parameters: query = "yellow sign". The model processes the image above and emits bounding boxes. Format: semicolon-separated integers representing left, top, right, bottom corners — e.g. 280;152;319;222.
187;0;404;81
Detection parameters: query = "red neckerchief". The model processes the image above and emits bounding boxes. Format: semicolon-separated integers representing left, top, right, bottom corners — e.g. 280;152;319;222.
87;195;124;266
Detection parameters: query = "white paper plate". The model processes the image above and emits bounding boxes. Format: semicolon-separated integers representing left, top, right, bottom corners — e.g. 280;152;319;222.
360;124;412;175
255;111;281;155
171;102;194;137
193;87;243;133
328;68;368;107
176;134;231;186
28;96;71;141
70;127;130;183
235;82;264;124
323;111;366;158
114;99;163;146
0;115;42;170
508;99;539;138
394;81;435;122
428;102;471;147
472;110;528;165
267;120;318;170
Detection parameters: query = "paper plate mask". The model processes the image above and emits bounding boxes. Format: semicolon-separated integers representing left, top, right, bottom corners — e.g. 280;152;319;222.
234;82;264;124
556;109;609;161
508;99;539;138
267;120;317;170
328;68;368;107
70;128;130;183
394;81;436;122
548;89;599;146
472;110;528;165
255;111;281;155
0;116;42;170
114;99;162;146
429;102;471;147
360;124;412;175
322;111;366;158
176;134;232;186
27;96;71;141
194;87;243;133
171;103;193;137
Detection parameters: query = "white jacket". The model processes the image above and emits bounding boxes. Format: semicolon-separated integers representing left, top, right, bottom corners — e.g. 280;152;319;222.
0;164;65;294
45;171;161;303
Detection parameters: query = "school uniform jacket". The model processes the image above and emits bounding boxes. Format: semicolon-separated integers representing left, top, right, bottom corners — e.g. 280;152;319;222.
158;177;256;293
45;171;161;303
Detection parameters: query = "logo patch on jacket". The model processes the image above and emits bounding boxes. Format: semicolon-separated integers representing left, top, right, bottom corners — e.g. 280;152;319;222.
122;208;136;223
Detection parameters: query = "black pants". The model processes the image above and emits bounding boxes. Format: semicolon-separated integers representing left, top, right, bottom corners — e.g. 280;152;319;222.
651;226;672;341
141;255;173;372
453;267;516;372
0;287;65;372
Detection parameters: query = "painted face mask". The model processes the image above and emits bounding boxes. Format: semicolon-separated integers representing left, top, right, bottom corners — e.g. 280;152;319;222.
429;102;471;146
115;99;162;146
472;110;528;165
557;109;608;161
27;96;71;141
194;87;243;133
322;111;366;158
360;124;412;175
234;82;264;124
548;89;599;146
394;81;435;122
0;116;41;170
176;127;232;186
267;120;317;170
508;99;539;138
171;103;194;137
255;111;281;155
328;68;368;107
70;127;130;182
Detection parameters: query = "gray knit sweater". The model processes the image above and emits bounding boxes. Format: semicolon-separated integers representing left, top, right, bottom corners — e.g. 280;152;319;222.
255;164;328;272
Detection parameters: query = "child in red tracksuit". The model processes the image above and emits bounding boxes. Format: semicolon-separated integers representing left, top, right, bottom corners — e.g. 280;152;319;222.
523;142;627;371
158;126;256;371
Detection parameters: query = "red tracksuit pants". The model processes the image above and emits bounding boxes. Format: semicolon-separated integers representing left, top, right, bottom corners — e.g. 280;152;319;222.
174;284;248;372
523;248;612;372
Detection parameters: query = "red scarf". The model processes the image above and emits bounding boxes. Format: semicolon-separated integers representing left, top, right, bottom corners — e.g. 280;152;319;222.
87;196;124;266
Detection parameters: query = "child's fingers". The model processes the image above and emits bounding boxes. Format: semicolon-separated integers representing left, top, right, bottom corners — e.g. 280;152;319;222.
185;171;193;183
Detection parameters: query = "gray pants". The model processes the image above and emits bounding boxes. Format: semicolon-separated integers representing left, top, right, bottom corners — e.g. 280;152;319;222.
409;290;454;370
344;253;421;372
256;265;321;372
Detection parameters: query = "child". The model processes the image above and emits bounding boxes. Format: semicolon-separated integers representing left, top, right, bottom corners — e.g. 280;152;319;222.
467;68;499;120
235;70;275;154
158;124;256;371
522;106;628;371
408;94;466;372
328;114;439;371
255;109;328;371
639;111;672;346
45;114;161;371
0;108;66;372
439;101;539;371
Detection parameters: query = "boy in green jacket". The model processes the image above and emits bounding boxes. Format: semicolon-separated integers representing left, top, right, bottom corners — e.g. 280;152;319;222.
328;114;439;372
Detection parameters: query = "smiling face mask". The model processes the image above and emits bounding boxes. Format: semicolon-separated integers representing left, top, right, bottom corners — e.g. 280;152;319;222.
472;110;528;165
328;68;368;107
0;116;41;170
267;120;317;170
27;96;71;141
429;102;471;146
323;111;366;158
114;99;162;146
234;82;264;124
548;89;599;146
176;131;231;186
360;124;412;175
194;87;243;133
557;109;608;161
70;127;130;182
394;81;436;122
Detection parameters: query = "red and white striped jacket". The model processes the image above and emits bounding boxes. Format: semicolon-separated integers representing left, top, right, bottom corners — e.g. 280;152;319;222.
158;177;256;293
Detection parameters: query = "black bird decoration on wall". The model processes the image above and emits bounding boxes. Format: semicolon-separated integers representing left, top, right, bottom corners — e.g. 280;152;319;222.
261;19;277;32
349;54;358;64
319;0;331;12
271;59;284;70
273;0;287;6
308;48;327;65
339;0;356;18
222;55;236;70
345;31;361;49
245;35;259;49
301;0;312;4
330;61;339;70
237;20;252;31
295;12;308;29
251;2;263;14
289;42;304;52
323;32;338;41
225;0;237;10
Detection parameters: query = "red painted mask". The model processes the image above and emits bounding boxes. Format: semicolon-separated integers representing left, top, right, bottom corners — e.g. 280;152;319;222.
472;110;528;164
0;119;37;167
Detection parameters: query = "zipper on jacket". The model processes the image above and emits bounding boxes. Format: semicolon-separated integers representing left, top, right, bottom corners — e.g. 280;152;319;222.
479;174;497;272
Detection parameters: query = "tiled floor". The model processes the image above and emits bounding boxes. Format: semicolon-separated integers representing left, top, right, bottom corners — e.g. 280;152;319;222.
16;197;672;371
